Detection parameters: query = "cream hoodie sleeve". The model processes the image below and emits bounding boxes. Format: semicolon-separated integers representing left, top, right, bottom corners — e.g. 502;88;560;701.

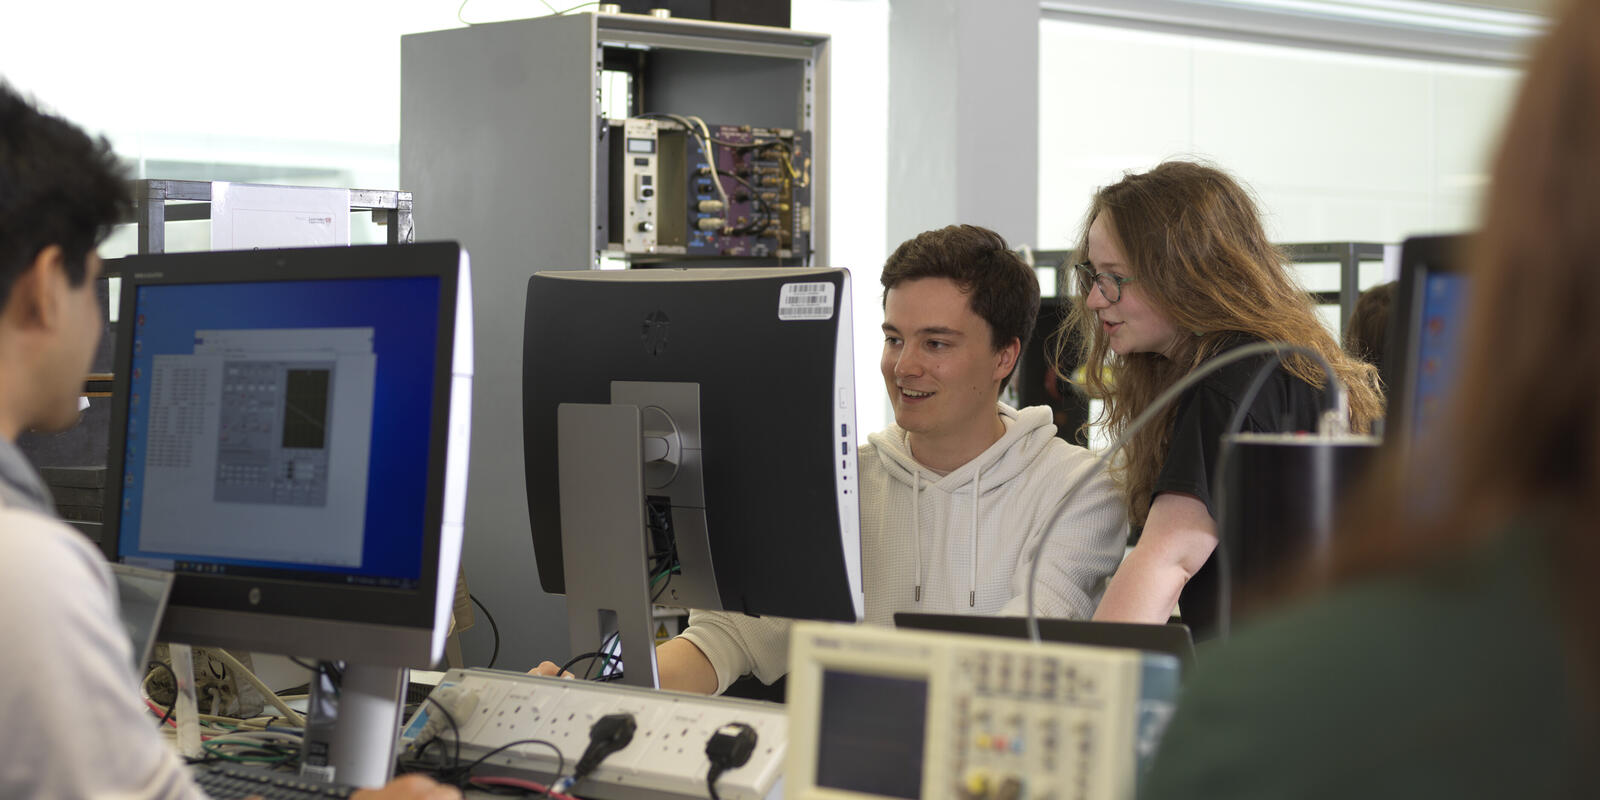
997;444;1127;620
675;610;793;695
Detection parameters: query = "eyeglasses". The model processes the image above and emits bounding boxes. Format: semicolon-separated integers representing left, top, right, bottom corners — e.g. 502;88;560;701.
1073;262;1137;304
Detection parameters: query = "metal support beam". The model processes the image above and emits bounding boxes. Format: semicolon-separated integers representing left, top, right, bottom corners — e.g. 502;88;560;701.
888;0;1040;249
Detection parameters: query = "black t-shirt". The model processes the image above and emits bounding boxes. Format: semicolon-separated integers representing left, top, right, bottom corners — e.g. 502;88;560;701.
1153;337;1328;640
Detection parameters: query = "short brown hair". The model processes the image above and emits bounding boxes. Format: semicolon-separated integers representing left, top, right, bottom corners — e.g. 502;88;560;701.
880;225;1040;389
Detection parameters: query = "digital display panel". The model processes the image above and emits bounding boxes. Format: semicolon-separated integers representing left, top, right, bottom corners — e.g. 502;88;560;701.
815;670;928;799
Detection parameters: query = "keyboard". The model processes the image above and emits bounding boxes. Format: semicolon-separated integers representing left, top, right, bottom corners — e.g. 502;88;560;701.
191;762;357;799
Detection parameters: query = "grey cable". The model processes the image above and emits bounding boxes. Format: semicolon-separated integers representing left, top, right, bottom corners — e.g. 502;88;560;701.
214;649;309;728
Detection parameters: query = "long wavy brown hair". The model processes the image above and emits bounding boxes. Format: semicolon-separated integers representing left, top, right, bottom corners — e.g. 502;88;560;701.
1327;0;1600;673
1056;161;1383;525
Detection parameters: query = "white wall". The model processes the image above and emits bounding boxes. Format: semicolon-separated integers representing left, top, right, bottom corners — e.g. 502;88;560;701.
0;2;459;183
1037;18;1522;251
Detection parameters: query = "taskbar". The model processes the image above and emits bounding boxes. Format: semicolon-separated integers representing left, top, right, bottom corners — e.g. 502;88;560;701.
171;560;418;590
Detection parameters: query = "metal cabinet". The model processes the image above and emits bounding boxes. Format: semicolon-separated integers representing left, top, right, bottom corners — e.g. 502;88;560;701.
400;12;831;670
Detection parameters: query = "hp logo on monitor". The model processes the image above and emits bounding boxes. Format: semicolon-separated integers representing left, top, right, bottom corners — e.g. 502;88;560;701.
642;310;670;356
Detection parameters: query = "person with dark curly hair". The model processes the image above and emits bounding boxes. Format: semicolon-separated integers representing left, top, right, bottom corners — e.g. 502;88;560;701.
0;82;457;800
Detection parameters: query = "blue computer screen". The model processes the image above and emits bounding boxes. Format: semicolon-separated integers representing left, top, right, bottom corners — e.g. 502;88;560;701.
1409;272;1470;446
117;277;442;587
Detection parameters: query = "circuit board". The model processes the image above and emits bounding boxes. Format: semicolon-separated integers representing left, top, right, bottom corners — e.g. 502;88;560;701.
683;124;809;258
602;117;811;262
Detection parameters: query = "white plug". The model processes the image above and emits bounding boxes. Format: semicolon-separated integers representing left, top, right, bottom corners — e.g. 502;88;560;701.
1320;383;1351;436
414;683;480;746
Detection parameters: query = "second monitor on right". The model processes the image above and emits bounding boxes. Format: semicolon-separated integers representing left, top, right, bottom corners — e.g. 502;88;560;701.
1383;233;1470;457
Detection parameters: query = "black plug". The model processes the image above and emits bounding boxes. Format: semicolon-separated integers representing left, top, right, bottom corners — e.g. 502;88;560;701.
574;713;636;780
705;722;758;800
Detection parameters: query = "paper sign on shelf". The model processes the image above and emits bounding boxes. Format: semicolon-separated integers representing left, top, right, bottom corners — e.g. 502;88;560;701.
211;182;351;250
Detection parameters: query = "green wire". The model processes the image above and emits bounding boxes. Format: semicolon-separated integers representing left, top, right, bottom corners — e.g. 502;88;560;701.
202;750;292;764
650;567;679;588
201;741;296;764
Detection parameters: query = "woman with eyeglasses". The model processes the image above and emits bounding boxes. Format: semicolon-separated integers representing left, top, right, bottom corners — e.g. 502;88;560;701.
1055;160;1382;639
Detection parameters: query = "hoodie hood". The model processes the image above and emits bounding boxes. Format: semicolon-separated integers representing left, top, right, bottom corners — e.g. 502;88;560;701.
866;402;1059;492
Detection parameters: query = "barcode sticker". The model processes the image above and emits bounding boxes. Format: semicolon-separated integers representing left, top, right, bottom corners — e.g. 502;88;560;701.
778;282;836;320
300;764;337;782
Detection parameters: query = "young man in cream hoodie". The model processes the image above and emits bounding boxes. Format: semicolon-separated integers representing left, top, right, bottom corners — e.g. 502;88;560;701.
536;225;1127;695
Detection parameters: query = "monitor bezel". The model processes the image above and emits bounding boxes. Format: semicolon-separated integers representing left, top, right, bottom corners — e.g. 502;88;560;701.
100;242;464;665
1381;233;1469;460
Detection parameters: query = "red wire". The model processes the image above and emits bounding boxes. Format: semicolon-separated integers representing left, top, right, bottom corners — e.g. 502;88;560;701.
145;697;178;728
143;697;221;741
469;775;580;800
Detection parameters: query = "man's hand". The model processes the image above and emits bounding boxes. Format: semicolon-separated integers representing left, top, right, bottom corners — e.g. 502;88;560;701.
350;774;463;799
528;661;575;678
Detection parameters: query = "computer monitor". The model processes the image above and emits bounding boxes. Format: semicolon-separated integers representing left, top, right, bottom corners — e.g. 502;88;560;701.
523;267;863;687
102;242;473;786
1383;234;1470;457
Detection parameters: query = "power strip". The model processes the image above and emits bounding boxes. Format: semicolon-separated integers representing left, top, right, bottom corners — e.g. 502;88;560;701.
401;668;788;800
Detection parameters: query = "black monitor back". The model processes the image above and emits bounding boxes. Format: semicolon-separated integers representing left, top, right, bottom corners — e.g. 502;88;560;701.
523;268;861;621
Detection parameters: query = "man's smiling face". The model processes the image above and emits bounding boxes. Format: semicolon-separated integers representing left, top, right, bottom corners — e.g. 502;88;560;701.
880;276;1008;441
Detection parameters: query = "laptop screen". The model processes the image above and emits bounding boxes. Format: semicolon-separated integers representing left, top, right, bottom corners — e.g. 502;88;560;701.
109;562;175;673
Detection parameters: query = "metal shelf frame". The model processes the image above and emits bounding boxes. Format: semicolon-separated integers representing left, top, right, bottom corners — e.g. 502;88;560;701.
1279;241;1388;327
126;179;415;254
1040;241;1388;329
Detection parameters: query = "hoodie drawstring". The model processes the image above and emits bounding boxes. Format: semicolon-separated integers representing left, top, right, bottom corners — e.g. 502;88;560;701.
911;464;982;608
912;469;923;603
884;405;1044;613
970;466;980;607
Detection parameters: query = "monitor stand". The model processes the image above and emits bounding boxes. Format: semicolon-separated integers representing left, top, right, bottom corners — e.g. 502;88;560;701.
300;662;407;787
558;403;661;688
